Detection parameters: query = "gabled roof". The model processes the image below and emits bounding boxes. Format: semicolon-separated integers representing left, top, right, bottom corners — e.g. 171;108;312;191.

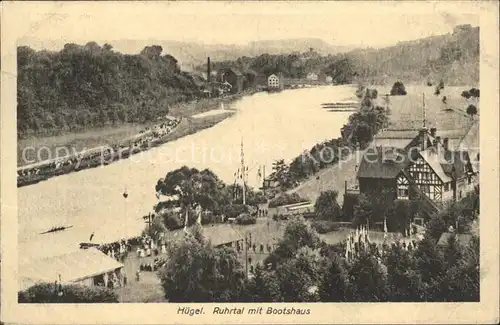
220;67;243;77
357;146;411;179
20;248;123;290
419;147;453;183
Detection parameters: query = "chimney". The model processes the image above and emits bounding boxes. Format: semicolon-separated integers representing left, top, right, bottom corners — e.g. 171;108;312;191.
430;127;437;137
207;57;211;83
419;127;428;151
443;138;449;151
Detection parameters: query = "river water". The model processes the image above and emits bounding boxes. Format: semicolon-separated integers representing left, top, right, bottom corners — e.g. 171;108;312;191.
18;85;356;263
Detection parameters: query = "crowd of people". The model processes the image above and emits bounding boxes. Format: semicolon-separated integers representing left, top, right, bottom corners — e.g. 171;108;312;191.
17;116;181;187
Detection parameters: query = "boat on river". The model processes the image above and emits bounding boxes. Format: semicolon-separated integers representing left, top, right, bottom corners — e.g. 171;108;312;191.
40;225;73;235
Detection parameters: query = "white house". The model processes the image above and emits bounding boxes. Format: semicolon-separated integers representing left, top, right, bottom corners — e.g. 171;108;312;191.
268;74;280;88
306;72;319;81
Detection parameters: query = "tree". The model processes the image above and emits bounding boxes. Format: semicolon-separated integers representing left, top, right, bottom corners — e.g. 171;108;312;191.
468;88;480;98
466;104;477;117
318;255;352;301
158;233;246;302
384;243;424;301
244;265;282;302
386;200;412;233
18;283;118;303
269;159;295;189
274;249;322;302
413;236;445;299
143;213;167;242
266;217;322;267
425;214;447;241
461;90;471;99
349;251;388;301
314;190;342;221
390;81;407;96
155;166;228;217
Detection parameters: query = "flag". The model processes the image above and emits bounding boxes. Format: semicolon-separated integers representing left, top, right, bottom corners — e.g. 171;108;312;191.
345;238;349;261
383;217;388;239
183;209;189;233
257;166;262;177
196;205;202;225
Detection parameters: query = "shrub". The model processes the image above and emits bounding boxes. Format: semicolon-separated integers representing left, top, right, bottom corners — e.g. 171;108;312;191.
268;193;305;208
466;104;477;117
18;283;119;303
469;88;480;98
310;220;340;234
314;190;341;222
163;212;183;230
224;204;249;219
390;81;407;96
461;90;471;99
236;213;257;225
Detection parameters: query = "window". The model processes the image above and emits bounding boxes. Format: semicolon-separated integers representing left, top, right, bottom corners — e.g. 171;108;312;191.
444;183;450;191
468;177;472;184
398;188;409;199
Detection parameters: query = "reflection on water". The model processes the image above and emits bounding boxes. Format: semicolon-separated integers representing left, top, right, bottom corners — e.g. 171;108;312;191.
18;85;355;262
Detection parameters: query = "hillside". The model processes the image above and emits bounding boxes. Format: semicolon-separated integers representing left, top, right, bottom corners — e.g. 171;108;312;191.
17;43;200;138
201;24;479;86
18;37;353;71
349;24;479;85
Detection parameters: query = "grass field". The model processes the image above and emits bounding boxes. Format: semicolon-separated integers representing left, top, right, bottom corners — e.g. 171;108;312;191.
377;84;478;131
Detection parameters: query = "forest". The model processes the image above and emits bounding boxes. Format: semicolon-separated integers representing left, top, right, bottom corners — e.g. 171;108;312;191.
17;43;200;138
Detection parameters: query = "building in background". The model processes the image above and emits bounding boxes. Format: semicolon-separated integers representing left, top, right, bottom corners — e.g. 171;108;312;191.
267;74;280;89
218;68;244;94
306;72;319;81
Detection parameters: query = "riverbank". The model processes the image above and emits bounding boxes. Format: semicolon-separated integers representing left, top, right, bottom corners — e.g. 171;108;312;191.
17;91;251;167
17;111;235;188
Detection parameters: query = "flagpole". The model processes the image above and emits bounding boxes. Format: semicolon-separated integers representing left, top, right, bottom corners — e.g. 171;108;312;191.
241;137;246;206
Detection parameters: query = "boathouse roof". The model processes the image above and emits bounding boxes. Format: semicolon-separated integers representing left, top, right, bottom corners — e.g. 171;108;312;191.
19;248;123;291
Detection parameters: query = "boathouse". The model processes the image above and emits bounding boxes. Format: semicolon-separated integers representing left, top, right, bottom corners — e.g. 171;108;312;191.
355;126;477;215
19;248;124;291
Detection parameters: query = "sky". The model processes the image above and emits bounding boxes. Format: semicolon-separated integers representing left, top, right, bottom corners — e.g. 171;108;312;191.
8;1;481;51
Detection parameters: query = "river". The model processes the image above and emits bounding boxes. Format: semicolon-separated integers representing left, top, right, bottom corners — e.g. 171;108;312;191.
18;85;356;263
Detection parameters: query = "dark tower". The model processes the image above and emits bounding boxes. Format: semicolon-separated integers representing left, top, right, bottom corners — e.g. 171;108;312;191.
207;57;211;83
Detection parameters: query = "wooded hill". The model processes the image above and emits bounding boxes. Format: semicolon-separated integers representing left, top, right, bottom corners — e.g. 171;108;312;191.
201;25;479;86
17;43;200;138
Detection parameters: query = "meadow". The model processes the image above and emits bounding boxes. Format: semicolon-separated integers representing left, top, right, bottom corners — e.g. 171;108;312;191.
377;84;478;131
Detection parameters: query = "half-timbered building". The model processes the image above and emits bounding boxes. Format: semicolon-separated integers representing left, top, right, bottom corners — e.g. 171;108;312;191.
356;126;477;216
